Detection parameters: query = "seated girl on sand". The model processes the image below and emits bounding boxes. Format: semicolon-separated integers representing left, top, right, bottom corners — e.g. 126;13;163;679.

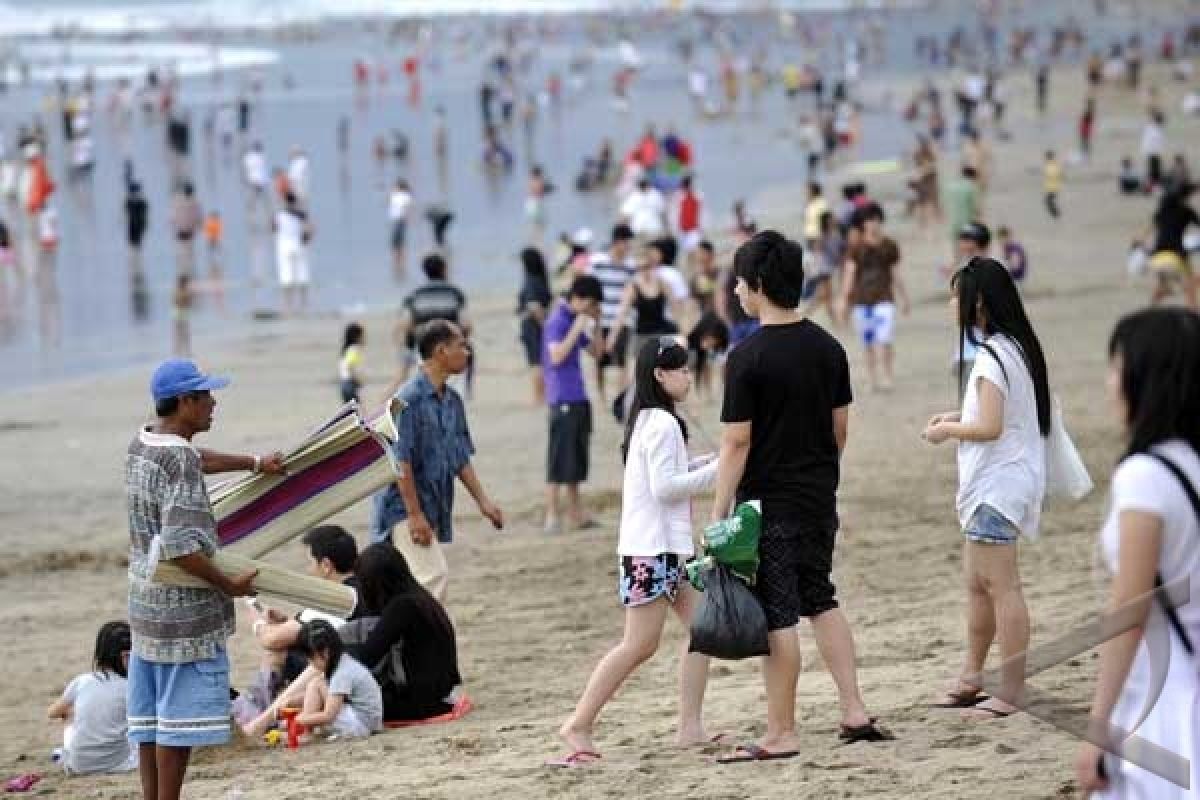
243;620;382;742
47;621;138;775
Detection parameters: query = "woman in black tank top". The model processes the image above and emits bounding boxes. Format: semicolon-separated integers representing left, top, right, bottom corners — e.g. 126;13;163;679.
606;256;680;360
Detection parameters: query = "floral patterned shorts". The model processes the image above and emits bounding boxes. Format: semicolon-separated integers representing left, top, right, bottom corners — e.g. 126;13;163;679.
618;553;684;607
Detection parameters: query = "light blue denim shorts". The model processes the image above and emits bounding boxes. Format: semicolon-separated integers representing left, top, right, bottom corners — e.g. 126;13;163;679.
963;504;1021;545
127;647;231;748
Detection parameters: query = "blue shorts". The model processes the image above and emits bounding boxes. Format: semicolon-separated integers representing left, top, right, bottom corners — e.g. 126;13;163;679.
963;504;1021;545
127;648;232;748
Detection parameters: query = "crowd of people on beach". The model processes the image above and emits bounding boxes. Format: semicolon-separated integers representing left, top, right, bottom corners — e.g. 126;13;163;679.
4;4;1200;799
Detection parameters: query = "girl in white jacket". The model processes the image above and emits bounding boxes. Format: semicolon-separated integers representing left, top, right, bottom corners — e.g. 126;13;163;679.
554;337;718;766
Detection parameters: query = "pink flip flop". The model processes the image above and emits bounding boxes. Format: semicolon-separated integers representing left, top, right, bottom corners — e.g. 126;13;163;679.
545;750;603;768
5;773;42;793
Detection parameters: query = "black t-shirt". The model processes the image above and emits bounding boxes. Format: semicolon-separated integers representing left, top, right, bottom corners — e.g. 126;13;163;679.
403;280;467;347
721;319;852;521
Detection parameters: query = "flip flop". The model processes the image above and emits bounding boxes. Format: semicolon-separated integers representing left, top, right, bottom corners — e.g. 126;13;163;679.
837;718;895;743
545;750;603;768
962;704;1015;720
4;773;42;793
932;688;989;709
714;744;801;764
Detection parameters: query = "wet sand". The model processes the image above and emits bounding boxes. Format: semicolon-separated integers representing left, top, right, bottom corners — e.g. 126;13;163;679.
0;58;1196;799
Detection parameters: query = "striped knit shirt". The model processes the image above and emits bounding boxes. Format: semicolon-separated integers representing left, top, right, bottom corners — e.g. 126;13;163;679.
126;428;234;664
590;252;635;328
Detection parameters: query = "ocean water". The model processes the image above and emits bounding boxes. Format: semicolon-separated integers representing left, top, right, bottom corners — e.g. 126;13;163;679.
0;0;1179;388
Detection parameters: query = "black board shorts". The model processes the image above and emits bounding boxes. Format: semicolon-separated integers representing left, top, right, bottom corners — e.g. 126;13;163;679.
546;402;591;484
753;515;839;630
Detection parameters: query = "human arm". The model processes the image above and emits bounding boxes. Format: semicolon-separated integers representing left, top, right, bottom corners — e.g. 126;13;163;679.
605;285;635;353
548;311;596;366
458;462;503;529
833;405;849;456
197;448;285;476
171;552;258;597
47;680;75;720
838;256;858;320
1075;510;1163;793
709;421;752;521
923;377;1003;444
297;686;344;728
642;413;719;503
394;460;434;546
893;260;911;315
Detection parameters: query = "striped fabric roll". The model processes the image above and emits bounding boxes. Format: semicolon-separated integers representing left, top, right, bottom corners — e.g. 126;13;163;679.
214;400;403;559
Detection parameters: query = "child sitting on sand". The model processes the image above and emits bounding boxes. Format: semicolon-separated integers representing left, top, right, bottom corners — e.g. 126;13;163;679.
553;337;719;767
47;621;138;775
292;620;382;741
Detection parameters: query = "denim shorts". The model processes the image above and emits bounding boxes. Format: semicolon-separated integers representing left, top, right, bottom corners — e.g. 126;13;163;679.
963;504;1021;545
127;648;231;748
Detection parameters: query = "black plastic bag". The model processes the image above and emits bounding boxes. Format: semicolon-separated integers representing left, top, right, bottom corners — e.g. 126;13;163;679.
688;564;770;660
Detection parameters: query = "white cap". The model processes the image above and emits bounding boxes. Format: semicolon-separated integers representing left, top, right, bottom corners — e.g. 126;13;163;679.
572;227;593;248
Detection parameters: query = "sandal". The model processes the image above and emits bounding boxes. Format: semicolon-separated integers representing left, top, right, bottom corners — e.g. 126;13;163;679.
932;687;989;709
837;718;895;743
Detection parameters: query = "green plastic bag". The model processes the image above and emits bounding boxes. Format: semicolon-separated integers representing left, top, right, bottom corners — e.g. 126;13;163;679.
701;500;761;585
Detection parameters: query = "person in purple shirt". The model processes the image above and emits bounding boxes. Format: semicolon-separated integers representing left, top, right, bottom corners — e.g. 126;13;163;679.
542;275;604;534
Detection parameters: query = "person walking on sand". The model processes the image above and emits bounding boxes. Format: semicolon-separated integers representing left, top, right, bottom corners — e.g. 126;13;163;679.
710;231;889;763
126;359;284;800
553;338;719;767
370;321;503;600
170;181;201;278
923;257;1051;721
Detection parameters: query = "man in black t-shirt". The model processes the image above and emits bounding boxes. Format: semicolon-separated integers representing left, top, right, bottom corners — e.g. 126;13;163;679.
386;253;471;396
710;231;888;762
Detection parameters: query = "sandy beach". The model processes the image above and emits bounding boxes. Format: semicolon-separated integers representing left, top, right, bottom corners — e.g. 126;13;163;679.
1;46;1198;800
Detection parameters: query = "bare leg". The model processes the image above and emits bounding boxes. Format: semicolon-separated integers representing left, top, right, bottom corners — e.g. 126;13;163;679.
531;367;544;406
881;344;895;389
242;666;318;738
565;483;587;527
810;608;870;728
756;626;802;753
137;743;157;800
960;543;996;689
560;599;669;754
544;484;561;530
670;585;712;745
864;346;879;391
155;745;190;800
963;542;1028;718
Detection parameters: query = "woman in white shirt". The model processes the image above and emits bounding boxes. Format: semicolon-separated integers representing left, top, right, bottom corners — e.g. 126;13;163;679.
1075;308;1200;798
554;337;718;766
922;257;1052;720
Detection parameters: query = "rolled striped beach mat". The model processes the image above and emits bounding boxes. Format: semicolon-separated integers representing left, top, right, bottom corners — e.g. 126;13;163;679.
152;550;357;619
215;399;403;559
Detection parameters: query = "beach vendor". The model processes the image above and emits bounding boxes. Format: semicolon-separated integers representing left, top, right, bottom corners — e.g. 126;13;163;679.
709;232;888;762
370;320;504;601
125;359;284;800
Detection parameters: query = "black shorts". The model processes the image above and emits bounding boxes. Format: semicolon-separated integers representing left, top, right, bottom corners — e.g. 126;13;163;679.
598;326;629;369
547;402;591;485
391;219;407;249
753;516;839;630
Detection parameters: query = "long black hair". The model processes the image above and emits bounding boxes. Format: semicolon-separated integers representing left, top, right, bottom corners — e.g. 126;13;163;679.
342;322;364;354
93;621;131;679
520;246;548;285
298;619;344;681
952;256;1052;436
1108;308;1200;460
354;543;455;640
620;337;690;463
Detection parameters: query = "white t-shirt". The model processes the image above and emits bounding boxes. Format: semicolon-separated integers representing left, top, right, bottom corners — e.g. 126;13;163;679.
657;266;690;305
275;208;306;249
60;672;137;775
388;189;412;222
617;409;718;557
1101;441;1200;640
1141;123;1165;157
956;334;1046;536
287;155;309;199
621;188;666;238
243;150;267;188
328;654;383;734
1096;441;1200;799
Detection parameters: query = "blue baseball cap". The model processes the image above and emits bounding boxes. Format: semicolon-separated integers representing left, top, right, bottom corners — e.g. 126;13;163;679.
151;359;230;402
